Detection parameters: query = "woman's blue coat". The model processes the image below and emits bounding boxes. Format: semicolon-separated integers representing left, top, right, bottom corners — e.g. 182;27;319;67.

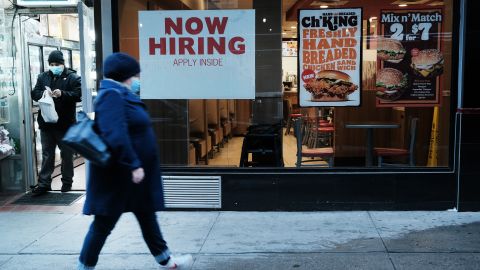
83;79;164;216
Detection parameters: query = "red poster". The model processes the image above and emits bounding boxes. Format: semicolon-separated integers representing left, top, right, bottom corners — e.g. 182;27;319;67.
376;9;443;107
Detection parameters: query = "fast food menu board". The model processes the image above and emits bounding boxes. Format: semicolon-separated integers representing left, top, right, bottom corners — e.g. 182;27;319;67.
282;41;297;57
376;9;443;107
298;8;362;107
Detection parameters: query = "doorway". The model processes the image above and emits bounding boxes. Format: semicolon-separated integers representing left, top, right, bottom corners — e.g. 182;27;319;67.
18;3;95;191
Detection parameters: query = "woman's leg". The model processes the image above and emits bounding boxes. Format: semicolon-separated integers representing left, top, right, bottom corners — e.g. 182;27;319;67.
78;214;121;269
133;211;171;264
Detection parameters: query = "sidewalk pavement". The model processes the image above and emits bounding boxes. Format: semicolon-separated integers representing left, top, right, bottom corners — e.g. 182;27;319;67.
1;207;480;270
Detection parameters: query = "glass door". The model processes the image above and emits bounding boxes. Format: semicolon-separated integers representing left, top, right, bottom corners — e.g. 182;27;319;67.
71;50;81;73
78;2;96;113
61;48;72;69
28;45;43;91
42;46;57;72
28;44;44;176
19;6;93;191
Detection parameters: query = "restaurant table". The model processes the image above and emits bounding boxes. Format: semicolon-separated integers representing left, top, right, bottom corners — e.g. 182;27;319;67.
345;122;400;166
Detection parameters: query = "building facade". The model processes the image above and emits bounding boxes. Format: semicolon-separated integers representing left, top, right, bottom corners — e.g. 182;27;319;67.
1;0;478;211
89;0;480;211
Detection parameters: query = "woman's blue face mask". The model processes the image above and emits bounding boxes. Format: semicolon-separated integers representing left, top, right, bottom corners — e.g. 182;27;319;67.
49;65;64;76
130;78;141;95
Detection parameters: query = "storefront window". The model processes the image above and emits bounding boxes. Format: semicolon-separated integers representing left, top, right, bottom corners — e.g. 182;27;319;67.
117;0;455;169
0;9;24;191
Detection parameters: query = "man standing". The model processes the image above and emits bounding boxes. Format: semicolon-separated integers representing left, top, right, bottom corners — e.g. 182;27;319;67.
31;50;81;195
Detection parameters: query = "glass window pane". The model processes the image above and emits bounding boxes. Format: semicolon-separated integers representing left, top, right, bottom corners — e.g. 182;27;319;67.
42;46;58;71
61;49;71;68
28;45;43;90
72;50;81;72
116;0;455;169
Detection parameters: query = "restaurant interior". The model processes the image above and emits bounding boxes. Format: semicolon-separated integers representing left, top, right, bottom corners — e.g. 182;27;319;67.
117;0;454;168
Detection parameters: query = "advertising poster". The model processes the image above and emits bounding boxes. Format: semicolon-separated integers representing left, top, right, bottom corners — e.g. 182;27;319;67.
139;10;255;99
376;9;443;107
298;8;362;107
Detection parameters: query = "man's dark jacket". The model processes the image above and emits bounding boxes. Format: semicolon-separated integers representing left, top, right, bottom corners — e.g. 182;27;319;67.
31;68;82;131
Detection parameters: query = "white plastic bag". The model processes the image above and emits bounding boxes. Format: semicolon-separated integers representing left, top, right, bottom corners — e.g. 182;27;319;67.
38;89;58;123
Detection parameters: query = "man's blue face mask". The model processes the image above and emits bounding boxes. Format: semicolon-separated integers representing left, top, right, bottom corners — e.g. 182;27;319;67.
49;65;64;76
130;78;141;95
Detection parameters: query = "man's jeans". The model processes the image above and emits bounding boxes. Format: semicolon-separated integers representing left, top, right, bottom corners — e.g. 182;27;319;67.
78;212;171;268
38;129;74;188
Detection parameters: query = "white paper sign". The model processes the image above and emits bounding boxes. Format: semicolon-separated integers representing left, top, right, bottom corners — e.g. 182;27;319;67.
299;8;362;107
139;10;255;99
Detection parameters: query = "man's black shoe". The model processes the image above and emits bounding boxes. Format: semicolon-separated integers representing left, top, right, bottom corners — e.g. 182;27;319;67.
31;185;51;196
30;184;52;190
61;184;72;193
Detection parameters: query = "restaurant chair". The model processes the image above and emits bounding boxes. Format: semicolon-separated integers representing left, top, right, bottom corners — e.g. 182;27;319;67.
284;99;302;135
310;126;335;148
228;100;237;130
240;123;284;167
319;121;333;128
304;116;334;148
294;118;334;167
374;117;419;167
188;143;196;165
208;127;223;153
188;100;212;163
221;117;232;141
220;100;232;141
190;136;207;165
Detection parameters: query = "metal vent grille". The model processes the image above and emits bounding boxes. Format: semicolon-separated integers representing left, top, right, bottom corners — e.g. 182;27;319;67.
162;176;221;209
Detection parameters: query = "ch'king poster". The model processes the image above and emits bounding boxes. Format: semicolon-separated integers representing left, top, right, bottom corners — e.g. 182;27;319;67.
298;8;362;107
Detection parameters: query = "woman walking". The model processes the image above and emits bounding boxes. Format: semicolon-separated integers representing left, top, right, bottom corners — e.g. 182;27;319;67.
78;53;192;269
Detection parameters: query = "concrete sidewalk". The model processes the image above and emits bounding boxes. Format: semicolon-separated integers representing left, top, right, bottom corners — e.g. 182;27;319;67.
0;210;480;269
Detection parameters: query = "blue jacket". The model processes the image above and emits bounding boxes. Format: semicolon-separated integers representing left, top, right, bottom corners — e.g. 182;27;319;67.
83;79;164;216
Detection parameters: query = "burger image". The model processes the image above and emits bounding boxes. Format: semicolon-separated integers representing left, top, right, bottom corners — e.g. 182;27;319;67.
376;37;406;63
376;68;408;101
304;70;358;101
410;49;444;78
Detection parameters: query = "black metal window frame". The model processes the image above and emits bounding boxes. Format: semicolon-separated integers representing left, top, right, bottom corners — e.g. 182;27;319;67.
102;0;461;176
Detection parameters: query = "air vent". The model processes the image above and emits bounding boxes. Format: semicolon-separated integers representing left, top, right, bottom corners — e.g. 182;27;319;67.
162;176;221;209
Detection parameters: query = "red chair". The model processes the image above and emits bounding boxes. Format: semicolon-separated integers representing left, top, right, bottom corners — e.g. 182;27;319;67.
295;118;334;167
308;125;335;148
374;118;418;167
284;99;302;135
319;119;329;124
285;113;303;135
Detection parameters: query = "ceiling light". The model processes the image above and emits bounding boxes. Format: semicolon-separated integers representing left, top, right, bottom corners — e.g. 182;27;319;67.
262;18;267;23
282;32;287;35
291;26;297;29
398;4;407;7
320;5;329;8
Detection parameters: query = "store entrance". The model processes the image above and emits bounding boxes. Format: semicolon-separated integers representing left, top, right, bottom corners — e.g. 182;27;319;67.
19;3;95;191
27;39;85;191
